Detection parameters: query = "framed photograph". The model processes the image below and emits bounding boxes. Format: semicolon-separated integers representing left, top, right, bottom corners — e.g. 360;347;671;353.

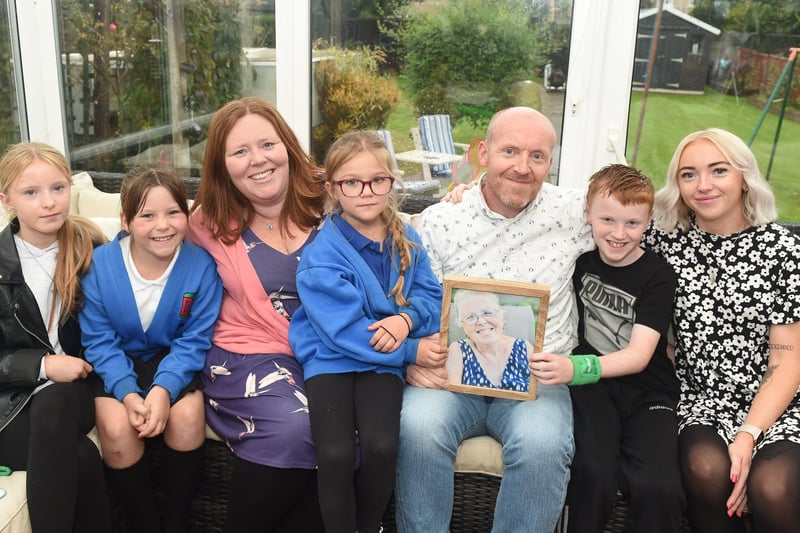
441;275;550;401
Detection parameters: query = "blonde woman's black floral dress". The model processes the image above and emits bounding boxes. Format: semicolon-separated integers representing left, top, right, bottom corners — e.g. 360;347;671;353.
644;222;800;449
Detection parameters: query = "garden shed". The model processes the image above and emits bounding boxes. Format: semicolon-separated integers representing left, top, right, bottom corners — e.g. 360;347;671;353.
633;5;721;93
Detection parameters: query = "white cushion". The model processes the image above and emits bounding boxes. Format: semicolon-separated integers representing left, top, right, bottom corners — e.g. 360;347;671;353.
90;217;122;241
70;171;95;216
77;187;121;219
0;472;29;533
454;435;504;477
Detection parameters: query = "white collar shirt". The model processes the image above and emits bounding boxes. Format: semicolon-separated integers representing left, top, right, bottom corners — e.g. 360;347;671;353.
416;179;593;355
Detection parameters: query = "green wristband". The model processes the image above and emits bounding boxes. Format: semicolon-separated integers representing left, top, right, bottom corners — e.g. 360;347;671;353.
568;354;602;386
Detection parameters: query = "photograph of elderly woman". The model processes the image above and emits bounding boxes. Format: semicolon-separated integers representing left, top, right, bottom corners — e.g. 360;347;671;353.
442;277;549;401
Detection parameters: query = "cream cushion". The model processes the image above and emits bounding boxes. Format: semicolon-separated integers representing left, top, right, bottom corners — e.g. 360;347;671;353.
77;187;121;219
69;171;96;216
0;473;29;533
455;436;504;476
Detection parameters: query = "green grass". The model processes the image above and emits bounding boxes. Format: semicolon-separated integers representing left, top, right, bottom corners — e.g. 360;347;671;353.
627;90;800;222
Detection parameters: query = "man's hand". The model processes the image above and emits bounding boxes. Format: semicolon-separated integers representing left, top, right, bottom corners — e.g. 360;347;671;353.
415;335;448;368
406;364;449;389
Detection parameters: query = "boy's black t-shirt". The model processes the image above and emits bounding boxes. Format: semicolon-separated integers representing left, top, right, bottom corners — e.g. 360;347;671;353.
573;248;679;401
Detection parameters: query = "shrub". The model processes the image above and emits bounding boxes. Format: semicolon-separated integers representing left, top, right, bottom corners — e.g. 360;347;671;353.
398;0;547;116
311;47;401;161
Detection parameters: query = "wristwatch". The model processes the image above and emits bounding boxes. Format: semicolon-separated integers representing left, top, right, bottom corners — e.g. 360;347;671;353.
735;424;764;445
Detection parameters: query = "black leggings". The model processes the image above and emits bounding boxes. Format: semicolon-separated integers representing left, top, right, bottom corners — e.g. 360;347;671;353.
305;371;403;533
679;425;800;533
566;382;684;533
0;381;111;533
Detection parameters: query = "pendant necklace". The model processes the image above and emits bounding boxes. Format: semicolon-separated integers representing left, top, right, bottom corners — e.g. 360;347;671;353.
18;237;56;285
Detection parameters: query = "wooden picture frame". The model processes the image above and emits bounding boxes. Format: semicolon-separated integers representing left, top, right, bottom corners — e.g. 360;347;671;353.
441;275;550;401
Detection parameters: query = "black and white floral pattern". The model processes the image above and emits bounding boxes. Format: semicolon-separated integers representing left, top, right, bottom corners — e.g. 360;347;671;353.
644;222;800;448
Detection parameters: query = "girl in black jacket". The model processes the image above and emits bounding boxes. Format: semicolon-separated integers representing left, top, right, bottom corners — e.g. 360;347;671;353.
0;142;110;532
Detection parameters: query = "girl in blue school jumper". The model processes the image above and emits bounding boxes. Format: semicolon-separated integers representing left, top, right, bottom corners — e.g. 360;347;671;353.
80;167;222;533
289;131;445;533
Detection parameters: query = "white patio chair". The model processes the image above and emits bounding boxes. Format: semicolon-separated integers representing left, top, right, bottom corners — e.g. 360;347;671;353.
375;129;404;177
416;114;469;177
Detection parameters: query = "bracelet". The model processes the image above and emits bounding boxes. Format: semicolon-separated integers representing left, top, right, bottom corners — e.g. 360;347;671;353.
399;313;412;333
568;354;602;386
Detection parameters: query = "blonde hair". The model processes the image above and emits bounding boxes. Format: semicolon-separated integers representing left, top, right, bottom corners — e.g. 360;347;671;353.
0;142;104;325
323;131;413;306
654;128;776;231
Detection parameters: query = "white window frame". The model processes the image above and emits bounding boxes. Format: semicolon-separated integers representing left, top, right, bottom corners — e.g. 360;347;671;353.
16;0;640;186
15;0;67;153
559;0;640;188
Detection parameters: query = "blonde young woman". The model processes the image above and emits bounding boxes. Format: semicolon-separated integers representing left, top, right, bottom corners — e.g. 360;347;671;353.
643;128;800;533
0;142;110;532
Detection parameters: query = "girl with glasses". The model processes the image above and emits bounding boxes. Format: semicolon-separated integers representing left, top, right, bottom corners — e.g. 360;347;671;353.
289;130;446;533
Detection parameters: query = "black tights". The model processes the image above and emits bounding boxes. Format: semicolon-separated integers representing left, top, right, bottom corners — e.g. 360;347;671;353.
305;372;403;533
0;381;112;533
679;425;800;533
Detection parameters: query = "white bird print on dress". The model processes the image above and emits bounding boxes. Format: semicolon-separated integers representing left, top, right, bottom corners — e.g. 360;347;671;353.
209;360;231;382
244;372;259;397
236;416;255;440
258;361;296;389
292;390;309;413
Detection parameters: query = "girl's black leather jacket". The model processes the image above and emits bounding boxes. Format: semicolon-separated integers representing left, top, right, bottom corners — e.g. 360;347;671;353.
0;220;83;432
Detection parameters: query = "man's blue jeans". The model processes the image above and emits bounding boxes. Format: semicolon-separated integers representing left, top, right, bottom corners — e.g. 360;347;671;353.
395;384;574;533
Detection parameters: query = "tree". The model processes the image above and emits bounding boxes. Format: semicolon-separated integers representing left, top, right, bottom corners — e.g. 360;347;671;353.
311;46;401;161
60;0;241;149
397;0;550;116
726;0;800;34
690;0;728;29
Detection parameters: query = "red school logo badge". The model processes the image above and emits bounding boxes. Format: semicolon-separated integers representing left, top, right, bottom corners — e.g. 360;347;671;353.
180;293;196;317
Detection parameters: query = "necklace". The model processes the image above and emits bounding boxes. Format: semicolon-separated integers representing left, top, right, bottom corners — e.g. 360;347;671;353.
17;237;56;284
254;213;277;231
696;226;748;285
